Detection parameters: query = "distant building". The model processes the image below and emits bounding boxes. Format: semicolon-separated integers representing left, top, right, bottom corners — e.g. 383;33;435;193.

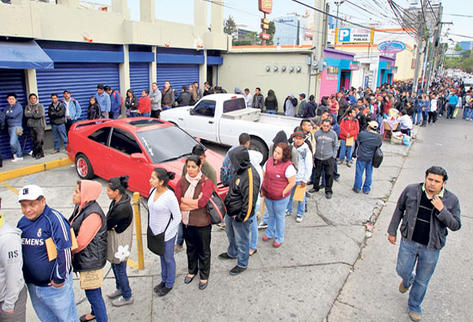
273;12;313;46
457;41;473;53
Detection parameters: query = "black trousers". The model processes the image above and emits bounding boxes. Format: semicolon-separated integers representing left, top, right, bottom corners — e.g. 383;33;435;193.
183;224;211;280
151;110;161;119
313;157;334;193
428;111;437;123
30;126;44;158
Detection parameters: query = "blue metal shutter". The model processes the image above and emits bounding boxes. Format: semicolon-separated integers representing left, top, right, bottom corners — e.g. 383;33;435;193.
0;69;30;159
156;64;199;94
129;63;150;95
36;63;120;123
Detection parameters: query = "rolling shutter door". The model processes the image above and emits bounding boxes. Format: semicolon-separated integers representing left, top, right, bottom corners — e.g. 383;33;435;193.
0;69;30;159
130;63;150;95
36;63;120;123
156;64;199;93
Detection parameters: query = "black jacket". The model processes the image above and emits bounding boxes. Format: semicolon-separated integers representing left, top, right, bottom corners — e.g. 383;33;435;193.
177;91;192;106
70;201;107;272
357;130;382;162
106;193;133;233
48;102;66;125
224;146;260;222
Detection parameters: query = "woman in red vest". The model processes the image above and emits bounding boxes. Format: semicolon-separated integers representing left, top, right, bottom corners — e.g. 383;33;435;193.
261;142;296;248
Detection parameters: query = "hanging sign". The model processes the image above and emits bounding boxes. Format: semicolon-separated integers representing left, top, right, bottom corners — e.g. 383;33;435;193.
258;0;273;14
377;41;406;53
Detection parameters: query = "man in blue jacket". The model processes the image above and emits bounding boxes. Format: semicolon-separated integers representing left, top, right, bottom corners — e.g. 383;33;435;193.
95;84;111;118
387;166;461;322
446;91;459;119
62;90;81;132
4;93;23;162
105;86;122;119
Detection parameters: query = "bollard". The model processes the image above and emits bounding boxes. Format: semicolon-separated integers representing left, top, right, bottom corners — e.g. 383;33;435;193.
132;192;145;270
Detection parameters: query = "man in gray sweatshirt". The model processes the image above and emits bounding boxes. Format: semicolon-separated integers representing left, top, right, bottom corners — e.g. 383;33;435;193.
0;198;26;321
311;119;338;199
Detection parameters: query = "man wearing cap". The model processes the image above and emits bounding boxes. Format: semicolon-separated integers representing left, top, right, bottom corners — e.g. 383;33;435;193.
352;121;382;194
17;185;77;321
387;166;461;321
0;197;27;321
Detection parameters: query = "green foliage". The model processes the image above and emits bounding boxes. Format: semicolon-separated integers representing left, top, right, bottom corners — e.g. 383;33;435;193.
267;21;275;45
224;16;237;37
444;51;473;73
454;44;463;52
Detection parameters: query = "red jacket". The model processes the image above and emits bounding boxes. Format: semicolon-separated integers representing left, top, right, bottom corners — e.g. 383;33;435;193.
138;96;151;114
339;117;360;141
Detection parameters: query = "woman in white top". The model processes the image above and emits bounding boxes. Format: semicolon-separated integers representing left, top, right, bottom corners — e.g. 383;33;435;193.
148;168;181;297
428;93;438;124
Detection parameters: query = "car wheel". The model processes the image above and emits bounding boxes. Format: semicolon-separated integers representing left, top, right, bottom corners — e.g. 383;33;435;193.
75;154;95;179
249;137;269;165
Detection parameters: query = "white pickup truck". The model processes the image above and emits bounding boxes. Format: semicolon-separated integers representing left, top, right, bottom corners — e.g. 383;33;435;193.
160;94;301;162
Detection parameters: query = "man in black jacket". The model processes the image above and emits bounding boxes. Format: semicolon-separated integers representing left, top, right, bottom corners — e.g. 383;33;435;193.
219;146;260;275
48;94;68;153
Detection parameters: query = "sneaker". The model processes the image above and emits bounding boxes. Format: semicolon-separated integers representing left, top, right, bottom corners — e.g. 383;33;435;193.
153;282;165;293
352;188;360;193
285;210;292;217
363;191;370;195
309;187;319;193
337;159;343;165
218;252;234;260
217;223;226;230
107;289;122;299
111;295;134;307
346;161;352;167
399;281;409;293
296;215;303;223
262;235;270;241
157;286;172;297
325;192;333;199
257;222;268;230
51;150;59;154
11;155;23;162
229;265;247;276
408;311;422;321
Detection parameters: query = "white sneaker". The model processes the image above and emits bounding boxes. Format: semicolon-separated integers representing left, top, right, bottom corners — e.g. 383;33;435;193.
112;295;134;307
11;155;23;162
257;222;268;230
107;289;122;299
296;216;303;223
285;210;292;216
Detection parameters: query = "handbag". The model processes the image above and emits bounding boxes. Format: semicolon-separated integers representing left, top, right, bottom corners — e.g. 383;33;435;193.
207;183;227;224
372;145;383;168
79;268;103;290
106;219;133;264
147;189;173;256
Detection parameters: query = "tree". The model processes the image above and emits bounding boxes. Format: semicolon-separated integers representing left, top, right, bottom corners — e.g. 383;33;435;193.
224;15;237;38
454;44;463;52
267;21;276;45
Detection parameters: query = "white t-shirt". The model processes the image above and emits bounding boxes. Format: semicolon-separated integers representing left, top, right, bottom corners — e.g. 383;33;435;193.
263;161;297;178
430;99;438;112
148;189;182;241
399;114;413;130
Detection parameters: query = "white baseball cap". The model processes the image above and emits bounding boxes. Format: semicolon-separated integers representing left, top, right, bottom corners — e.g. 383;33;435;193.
18;185;44;202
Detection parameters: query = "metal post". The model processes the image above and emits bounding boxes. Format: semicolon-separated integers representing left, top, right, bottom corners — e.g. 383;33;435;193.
313;0;326;103
412;0;428;94
421;40;430;92
335;1;344;29
132;192;145;270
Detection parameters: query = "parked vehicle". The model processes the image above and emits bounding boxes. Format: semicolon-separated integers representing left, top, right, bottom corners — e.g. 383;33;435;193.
67;117;225;197
160;94;301;162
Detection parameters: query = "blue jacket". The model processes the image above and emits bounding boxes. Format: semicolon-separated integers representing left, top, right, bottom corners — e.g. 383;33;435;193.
447;95;458;106
5;102;23;127
63;98;82;120
95;92;111;113
110;90;122;114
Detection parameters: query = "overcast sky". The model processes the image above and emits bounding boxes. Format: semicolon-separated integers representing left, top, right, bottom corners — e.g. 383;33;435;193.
88;0;473;43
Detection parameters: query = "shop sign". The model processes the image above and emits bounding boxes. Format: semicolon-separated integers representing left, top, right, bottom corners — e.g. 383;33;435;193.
326;66;339;80
258;0;273;14
336;28;374;44
349;61;360;71
377;40;406;53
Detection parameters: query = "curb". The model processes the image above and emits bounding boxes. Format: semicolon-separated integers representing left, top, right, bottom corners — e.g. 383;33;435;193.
0;157;72;182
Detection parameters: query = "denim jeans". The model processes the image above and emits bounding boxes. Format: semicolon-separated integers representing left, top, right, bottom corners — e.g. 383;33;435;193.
142;112;150;117
225;215;251;267
51;124;68;152
85;288;108;322
176;223;184;246
463;107;473;120
8;126;23;157
446;104;455;118
265;110;276;114
414;111;422;124
353;160;373;193
249;198;261;251
130;111;140;117
160;236;176;288
264;196;290;243
396;238;440;315
421;111;428;126
27;273;78;322
338;139;353;162
111;261;132;299
286;181;306;216
111;112;120;119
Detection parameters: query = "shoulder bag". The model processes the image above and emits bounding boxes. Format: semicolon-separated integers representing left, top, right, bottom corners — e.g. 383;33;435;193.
147;188;173;256
207;182;227;224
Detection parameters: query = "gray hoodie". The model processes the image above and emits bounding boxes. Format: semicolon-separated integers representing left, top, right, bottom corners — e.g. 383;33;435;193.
314;128;338;161
0;220;24;312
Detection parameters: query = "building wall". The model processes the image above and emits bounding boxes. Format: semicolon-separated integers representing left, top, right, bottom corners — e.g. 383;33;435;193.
219;52;311;112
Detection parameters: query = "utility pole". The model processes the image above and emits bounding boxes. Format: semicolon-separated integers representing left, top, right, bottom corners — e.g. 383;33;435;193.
425;4;444;92
334;1;344;29
312;0;326;103
412;0;428;94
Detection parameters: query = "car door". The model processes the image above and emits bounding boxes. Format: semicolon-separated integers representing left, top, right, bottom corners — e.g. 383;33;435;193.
183;99;218;141
108;127;152;194
86;126;112;177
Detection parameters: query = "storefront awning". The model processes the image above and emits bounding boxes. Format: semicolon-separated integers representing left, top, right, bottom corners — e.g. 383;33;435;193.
0;41;54;70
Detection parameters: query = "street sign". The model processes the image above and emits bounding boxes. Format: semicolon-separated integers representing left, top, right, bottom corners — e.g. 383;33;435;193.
335;28;374;44
258;0;273;14
260;32;270;40
377;40;406;53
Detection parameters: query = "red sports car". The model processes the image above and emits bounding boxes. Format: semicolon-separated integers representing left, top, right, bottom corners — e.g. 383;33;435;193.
67;118;226;197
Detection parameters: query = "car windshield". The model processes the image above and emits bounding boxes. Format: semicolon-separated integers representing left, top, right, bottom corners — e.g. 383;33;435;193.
137;126;200;164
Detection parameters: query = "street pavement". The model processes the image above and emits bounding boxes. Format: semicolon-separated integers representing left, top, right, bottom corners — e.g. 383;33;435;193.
0;117;470;321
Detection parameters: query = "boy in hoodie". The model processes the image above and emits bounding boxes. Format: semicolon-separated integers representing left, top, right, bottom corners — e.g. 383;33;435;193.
220;146;260;275
5;93;23;161
286;130;313;223
0;197;27;321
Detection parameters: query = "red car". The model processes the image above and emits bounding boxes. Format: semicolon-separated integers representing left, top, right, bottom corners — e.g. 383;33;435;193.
67;118;226;197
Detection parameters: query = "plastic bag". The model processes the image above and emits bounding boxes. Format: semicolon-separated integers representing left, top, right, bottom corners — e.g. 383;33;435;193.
402;134;411;147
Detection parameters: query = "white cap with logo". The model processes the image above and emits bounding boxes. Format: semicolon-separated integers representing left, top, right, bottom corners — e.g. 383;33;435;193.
18;185;44;202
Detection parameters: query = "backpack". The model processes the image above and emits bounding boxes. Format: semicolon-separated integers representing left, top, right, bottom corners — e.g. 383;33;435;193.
113;90;124;108
372;146;383;168
220;153;233;187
